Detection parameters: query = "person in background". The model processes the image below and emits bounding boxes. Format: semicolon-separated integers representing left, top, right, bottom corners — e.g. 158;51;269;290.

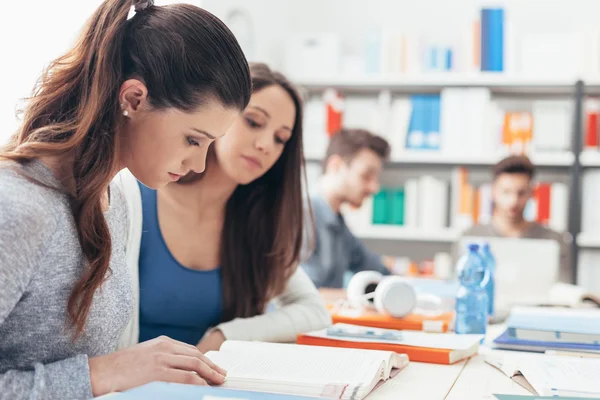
460;155;571;283
0;0;252;398
117;63;331;353
302;128;393;288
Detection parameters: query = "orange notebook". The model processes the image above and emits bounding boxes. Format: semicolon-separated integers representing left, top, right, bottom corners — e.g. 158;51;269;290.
297;324;480;365
328;306;454;333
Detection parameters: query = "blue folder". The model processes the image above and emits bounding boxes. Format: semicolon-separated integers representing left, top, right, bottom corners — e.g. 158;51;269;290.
493;330;600;353
107;382;316;400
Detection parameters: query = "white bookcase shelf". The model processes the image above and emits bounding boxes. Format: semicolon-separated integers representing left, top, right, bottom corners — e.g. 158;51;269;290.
580;151;600;167
306;151;574;167
295;74;580;94
576;233;600;248
352;225;460;243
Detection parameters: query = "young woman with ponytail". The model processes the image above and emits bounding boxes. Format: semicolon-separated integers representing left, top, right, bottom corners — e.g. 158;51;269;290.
0;0;251;398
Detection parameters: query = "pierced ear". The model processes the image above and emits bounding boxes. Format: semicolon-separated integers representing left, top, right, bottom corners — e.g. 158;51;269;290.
119;79;149;116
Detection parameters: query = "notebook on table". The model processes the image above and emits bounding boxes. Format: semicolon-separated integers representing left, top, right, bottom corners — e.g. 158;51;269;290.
328;305;454;333
203;340;409;400
107;382;315;399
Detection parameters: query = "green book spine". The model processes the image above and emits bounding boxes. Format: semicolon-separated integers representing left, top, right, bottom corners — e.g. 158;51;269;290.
389;188;405;225
372;190;388;224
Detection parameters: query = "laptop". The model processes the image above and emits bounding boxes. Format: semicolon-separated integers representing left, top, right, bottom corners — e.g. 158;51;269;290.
458;236;560;314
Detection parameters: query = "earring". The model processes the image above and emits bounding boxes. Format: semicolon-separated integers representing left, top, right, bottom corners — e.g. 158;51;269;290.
123;110;129;117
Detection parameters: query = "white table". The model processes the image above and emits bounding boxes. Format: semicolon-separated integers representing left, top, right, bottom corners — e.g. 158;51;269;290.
367;324;535;400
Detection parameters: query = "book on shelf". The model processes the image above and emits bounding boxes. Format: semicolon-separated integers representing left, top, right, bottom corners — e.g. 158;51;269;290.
297;323;482;365
203;340;409;400
302;87;572;162
451;167;568;232
341;166;568;239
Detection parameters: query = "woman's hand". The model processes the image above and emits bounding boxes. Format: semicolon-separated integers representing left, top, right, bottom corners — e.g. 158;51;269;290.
88;336;226;396
196;329;226;353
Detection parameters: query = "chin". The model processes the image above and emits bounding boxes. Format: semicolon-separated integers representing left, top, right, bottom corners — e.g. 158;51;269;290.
349;198;365;208
236;174;258;185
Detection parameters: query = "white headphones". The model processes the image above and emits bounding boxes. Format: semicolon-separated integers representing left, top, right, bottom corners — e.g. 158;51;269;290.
346;271;443;318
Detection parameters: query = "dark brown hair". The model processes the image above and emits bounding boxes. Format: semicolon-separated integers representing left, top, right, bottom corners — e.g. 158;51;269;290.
220;63;307;321
0;0;251;337
493;155;536;181
323;128;390;172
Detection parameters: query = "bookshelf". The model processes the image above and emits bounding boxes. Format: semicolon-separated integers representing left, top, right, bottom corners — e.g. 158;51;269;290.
580;151;600;167
301;77;586;284
353;226;460;243
576;233;600;249
307;151;574;168
296;74;580;95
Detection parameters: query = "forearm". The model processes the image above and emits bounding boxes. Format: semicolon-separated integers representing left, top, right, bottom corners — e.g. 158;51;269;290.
0;355;92;400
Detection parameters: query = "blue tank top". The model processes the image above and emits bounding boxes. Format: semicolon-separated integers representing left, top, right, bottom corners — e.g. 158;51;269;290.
137;183;222;345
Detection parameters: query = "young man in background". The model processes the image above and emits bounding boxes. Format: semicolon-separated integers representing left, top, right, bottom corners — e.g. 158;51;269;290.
302;128;392;288
461;155;571;283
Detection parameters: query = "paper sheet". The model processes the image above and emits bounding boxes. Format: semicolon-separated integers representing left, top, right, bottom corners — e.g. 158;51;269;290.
518;356;600;396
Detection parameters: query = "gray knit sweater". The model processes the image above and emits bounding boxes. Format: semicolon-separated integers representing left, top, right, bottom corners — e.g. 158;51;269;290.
0;160;133;399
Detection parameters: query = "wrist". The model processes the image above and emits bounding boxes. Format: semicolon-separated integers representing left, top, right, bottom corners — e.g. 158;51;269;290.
89;355;111;396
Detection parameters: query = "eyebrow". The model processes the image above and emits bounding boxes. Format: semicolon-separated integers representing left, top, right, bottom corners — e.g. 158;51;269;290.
190;128;216;140
248;105;293;132
248;105;270;118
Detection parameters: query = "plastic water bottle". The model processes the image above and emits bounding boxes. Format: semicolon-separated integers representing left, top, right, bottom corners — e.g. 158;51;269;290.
455;244;489;335
480;242;496;317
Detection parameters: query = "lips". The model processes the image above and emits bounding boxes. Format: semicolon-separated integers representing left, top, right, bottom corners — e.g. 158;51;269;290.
168;172;182;181
242;155;262;169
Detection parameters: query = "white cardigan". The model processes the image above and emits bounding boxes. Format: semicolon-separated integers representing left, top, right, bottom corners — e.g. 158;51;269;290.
115;170;331;349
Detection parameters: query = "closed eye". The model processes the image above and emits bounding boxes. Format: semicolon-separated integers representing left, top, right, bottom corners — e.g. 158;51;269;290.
187;136;201;147
245;117;261;129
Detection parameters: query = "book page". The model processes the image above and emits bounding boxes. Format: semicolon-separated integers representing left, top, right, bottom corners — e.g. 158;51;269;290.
207;341;400;385
518;356;600;396
219;340;397;371
206;346;383;386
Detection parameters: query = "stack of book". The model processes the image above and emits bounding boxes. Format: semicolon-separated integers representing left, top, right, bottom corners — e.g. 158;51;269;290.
492;306;600;354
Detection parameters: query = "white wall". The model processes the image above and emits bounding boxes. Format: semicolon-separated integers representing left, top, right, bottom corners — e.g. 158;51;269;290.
0;0;202;145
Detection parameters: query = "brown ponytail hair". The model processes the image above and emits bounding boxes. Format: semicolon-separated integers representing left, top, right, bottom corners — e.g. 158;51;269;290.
220;63;309;322
0;0;251;337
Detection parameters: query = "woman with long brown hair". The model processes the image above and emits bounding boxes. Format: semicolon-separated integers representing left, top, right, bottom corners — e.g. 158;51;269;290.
117;63;331;352
0;0;251;398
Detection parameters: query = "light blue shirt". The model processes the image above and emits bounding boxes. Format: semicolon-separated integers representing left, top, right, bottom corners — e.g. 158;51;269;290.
301;194;389;288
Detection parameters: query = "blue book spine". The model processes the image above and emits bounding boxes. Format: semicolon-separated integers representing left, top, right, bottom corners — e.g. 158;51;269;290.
423;95;441;150
480;9;491;71
432;95;441;149
445;48;453;70
429;47;438;70
488;8;504;71
406;95;417;149
406;96;427;150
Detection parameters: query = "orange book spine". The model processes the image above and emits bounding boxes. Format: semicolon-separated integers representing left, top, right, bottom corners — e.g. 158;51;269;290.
296;336;453;365
472;187;481;225
473;20;481;68
330;314;452;333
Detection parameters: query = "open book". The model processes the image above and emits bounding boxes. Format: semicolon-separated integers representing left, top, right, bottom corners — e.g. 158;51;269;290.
205;340;409;399
486;353;600;398
548;283;600;308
